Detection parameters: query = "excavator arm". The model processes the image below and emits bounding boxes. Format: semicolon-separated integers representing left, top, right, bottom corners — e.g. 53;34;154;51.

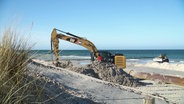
51;28;99;66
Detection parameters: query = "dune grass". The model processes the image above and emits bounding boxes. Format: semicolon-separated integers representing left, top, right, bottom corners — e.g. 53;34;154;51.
0;27;44;103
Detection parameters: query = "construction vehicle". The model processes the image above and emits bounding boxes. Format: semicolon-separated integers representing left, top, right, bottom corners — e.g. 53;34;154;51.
51;28;126;68
50;28;184;87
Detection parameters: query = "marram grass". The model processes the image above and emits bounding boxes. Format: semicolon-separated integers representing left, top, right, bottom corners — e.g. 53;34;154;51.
0;27;44;103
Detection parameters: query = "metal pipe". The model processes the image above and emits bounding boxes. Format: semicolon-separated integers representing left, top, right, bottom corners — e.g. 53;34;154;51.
124;69;184;86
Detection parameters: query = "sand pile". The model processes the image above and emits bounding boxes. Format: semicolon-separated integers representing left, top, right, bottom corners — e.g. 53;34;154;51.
90;61;142;87
60;61;143;87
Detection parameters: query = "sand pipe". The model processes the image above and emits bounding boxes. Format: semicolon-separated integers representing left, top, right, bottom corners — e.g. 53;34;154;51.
124;69;184;86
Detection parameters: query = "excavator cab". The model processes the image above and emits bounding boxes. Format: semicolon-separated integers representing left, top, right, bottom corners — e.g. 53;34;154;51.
98;51;114;63
98;51;126;69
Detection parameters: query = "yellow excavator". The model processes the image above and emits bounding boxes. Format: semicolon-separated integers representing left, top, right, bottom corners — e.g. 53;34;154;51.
51;28;126;68
50;28;184;87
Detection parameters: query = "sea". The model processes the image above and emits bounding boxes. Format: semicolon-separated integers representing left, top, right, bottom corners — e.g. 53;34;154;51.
30;50;184;64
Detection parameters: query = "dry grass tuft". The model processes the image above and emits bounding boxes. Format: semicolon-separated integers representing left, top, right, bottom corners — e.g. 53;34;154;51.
0;27;43;103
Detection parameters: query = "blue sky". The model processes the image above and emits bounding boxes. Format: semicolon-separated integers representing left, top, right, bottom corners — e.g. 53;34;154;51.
0;0;184;50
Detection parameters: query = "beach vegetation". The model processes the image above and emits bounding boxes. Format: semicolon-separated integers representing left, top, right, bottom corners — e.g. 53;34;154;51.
0;27;43;103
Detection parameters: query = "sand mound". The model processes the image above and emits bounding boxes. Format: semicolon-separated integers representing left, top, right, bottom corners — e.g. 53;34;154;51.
31;59;143;87
90;61;142;87
61;61;143;87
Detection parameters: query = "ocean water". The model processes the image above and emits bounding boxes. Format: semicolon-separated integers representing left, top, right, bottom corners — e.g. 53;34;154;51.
30;50;184;64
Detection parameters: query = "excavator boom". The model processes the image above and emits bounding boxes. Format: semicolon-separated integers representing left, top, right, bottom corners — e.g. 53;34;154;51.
51;28;99;66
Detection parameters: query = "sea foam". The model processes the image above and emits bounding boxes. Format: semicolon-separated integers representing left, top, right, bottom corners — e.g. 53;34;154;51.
135;62;184;72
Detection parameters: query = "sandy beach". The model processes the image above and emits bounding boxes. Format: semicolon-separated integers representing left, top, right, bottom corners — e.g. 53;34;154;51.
2;0;184;103
27;59;184;104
